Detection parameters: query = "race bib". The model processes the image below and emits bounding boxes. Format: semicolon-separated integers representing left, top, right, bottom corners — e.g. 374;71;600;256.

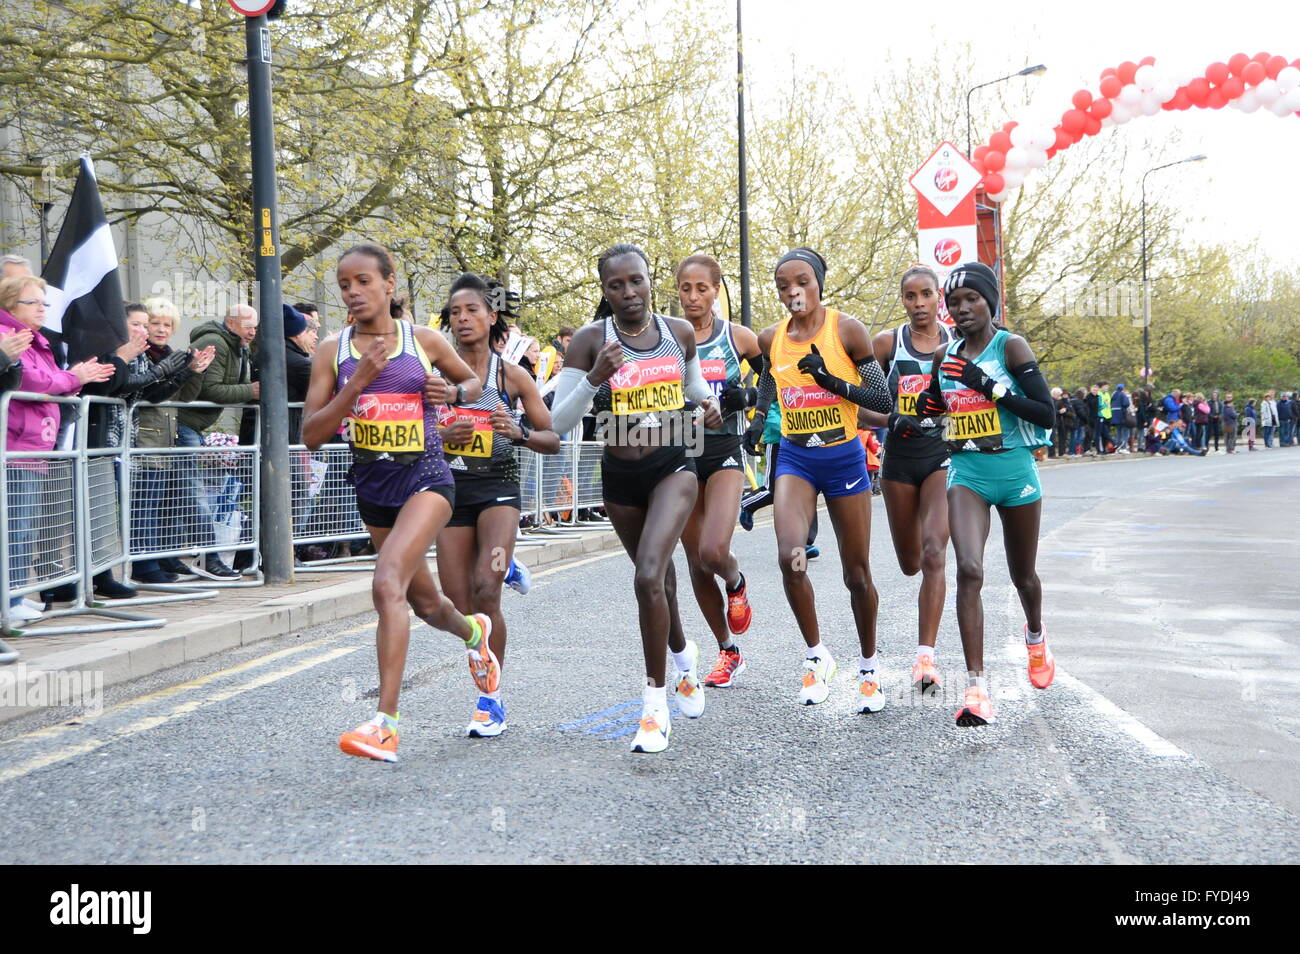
609;357;684;415
346;392;425;452
943;388;1003;449
780;384;848;447
896;373;929;416
701;358;728;398
436;406;494;459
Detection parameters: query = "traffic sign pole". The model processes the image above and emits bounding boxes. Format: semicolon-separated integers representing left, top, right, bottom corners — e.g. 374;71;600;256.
242;10;293;584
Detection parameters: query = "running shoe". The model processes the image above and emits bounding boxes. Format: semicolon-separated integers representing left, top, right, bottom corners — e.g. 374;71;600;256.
726;577;753;635
912;654;942;694
674;640;706;719
631;708;671;754
466;695;507;738
504;558;531;595
704;647;746;688
1025;624;1056;689
955;686;996;727
798;653;836;705
739;508;754;532
465;613;500;694
805;544;821;560
855;670;885;713
339;715;399;762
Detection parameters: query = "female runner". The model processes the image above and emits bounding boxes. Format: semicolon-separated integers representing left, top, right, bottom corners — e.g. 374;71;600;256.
435;273;559;738
860;266;953;693
548;243;722;754
914;262;1056;726
745;248;892;710
675;254;761;687
303;243;489;763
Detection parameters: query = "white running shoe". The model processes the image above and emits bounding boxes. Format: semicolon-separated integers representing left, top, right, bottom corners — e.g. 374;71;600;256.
798;653;836;705
673;640;706;719
504;557;531;595
631;707;671;753
855;670;886;713
466;694;508;738
7;602;43;624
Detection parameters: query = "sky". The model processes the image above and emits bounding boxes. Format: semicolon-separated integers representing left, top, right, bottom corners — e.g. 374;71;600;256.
738;0;1300;268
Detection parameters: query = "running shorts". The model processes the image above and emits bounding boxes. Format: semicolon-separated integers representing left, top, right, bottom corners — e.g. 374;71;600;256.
446;475;522;528
695;434;745;483
774;436;869;499
881;449;950;487
356;483;455;529
946;447;1041;507
602;444;697;508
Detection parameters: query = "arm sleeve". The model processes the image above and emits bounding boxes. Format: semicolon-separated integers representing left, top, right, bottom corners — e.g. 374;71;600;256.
754;365;776;419
995;361;1055;430
548;366;599;436
826;358;892;413
683;352;712;404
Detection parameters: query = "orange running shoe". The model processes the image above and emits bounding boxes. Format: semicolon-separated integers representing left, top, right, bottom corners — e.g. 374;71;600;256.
465;613;500;694
1025;625;1055;689
955;686;996;727
339;715;399;762
725;577;752;635
911;654;942;694
704;647;746;688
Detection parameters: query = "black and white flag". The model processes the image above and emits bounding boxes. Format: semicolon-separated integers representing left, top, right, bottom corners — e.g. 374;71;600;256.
41;156;126;364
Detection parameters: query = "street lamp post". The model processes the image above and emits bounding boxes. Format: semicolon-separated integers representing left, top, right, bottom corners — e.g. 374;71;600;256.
736;0;751;328
1141;155;1207;388
965;64;1046;158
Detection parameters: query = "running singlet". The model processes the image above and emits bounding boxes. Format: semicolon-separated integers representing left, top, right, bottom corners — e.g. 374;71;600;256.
435;350;519;480
770;309;858;448
592;315;687;438
696;316;745;436
939;328;1050;453
334;320;452;505
886;322;953;457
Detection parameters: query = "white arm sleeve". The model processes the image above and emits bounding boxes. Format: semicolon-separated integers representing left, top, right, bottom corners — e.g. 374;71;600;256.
684;353;712;404
549;366;599;436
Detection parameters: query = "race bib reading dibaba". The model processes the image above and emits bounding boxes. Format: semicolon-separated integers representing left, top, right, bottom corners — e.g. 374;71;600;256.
346;392;425;452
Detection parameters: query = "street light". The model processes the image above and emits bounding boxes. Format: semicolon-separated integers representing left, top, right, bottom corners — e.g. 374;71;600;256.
966;64;1046;158
1141;154;1207;388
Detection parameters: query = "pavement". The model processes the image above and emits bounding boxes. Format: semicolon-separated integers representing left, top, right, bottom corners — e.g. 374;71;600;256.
0;445;1296;864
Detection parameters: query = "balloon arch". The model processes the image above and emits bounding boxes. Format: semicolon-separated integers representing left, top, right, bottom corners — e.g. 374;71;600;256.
971;52;1300;202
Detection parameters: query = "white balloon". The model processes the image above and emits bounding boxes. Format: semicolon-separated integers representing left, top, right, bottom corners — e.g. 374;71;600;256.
1009;124;1033;149
1238;89;1261;113
1255;78;1280;105
1118;84;1142;106
987;190;1008;204
1270;97;1293;117
1027;148;1048;169
1143;95;1163;116
1283;86;1300;110
1155;80;1178;103
1100;115;1116;128
1002;168;1025;189
1134;64;1157;91
1110;101;1133;125
1276;66;1300;93
1005;146;1030;171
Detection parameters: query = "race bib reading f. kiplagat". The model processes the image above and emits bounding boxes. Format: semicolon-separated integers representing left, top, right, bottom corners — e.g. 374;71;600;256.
942;387;1003;450
609;357;684;415
346;392;425;452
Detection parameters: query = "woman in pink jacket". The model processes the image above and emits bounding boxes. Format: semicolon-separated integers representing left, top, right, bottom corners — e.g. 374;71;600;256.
1;275;113;624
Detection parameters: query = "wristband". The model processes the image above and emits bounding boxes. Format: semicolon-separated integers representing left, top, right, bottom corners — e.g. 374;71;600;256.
990;382;1008;402
511;422;532;446
454;384;466;406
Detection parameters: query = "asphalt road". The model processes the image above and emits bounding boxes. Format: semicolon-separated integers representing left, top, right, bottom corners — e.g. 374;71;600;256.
2;448;1297;864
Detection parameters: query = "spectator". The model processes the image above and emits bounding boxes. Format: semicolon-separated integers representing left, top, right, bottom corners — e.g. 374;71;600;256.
1;254;32;281
1136;387;1156;448
1242;398;1258;451
1111;383;1133;454
1050;387;1072;458
1222;394;1239;454
1162;388;1181;421
1207;390;1223;453
1;275;114;622
1179;394;1194;442
130;299;215;584
172;304;259;579
0;319;31;392
1070;387;1090;456
1279;392;1294;447
1192;392;1210;452
1162;419;1206;456
1260;390;1278;448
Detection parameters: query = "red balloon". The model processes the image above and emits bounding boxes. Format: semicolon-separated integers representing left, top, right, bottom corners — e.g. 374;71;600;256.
1172;89;1192;110
1228;53;1250;75
1253;52;1270;64
1187;77;1210;106
1139;55;1156;67
1061;109;1087;134
1083;115;1101;136
1220;76;1244;99
973;144;990;162
1071;89;1093;111
1100;67;1118;81
1206;62;1229;86
972;159;986;176
1206;88;1227;109
1090;98;1113;119
982;172;1005;195
1292;59;1300;71
1243;61;1266;85
1118;61;1139;85
1002;121;1018;133
1266;55;1288;79
1161;98;1177;112
1099;75;1123;99
1053;126;1072;150
1046;147;1057;160
989;131;1012;154
983;150;1006;172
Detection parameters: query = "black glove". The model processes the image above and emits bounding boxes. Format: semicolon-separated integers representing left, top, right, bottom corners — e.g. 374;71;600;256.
743;416;765;457
796;343;843;396
887;411;922;439
719;385;756;415
916;389;947;418
158;349;191;376
939;354;995;399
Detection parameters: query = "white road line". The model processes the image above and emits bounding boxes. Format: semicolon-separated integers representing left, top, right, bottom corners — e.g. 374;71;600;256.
1055;670;1192;759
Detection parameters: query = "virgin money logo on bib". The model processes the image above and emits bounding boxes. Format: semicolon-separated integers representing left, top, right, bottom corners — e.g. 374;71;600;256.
780;384;836;412
896;374;929;415
354;393;422;421
701;358;727;382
